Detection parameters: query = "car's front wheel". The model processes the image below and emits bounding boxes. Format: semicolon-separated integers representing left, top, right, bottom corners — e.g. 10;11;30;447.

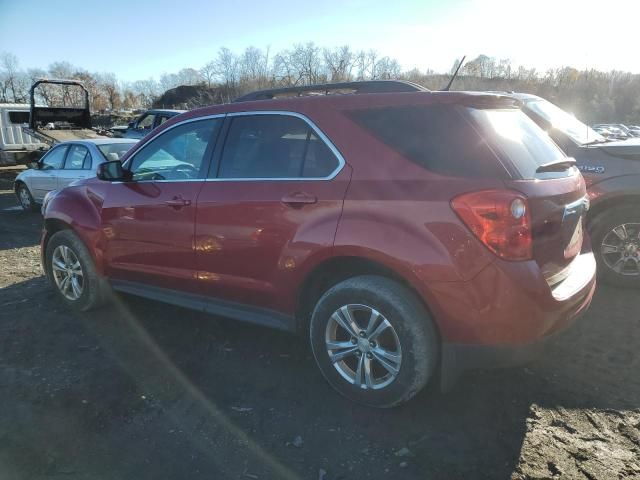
591;206;640;288
309;275;438;408
16;183;38;212
45;230;111;311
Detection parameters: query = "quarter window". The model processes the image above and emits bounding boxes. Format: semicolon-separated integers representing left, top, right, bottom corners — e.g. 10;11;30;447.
40;146;67;170
128;118;221;181
64;145;91;170
349;105;508;179
217;114;339;179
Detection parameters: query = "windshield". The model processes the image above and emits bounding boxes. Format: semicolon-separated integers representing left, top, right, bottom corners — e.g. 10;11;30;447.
97;142;137;161
525;98;605;145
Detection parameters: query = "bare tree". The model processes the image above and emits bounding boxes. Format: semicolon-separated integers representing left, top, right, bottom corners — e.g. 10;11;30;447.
0;52;22;102
200;61;216;88
323;46;355;82
97;72;120;110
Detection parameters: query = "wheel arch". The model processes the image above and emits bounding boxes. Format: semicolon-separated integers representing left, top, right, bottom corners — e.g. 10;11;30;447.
295;254;441;341
587;193;640;230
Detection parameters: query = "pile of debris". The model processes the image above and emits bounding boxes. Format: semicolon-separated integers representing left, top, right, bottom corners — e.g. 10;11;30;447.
153;85;228;110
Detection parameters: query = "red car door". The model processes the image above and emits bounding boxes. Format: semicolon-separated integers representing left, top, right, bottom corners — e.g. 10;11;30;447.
195;113;350;316
102;117;223;293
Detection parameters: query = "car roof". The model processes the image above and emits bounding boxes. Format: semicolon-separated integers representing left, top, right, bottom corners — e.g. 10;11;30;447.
55;138;138;147
147;109;186;114
176;90;519;120
507;92;542;102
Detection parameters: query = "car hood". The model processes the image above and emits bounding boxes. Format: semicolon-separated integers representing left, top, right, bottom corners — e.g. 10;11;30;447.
596;137;640;156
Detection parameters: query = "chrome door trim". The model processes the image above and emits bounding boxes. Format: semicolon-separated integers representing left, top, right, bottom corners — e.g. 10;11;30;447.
117;110;346;185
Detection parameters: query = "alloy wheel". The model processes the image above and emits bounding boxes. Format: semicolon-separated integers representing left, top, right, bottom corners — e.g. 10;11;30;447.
601;223;640;276
51;245;84;300
325;304;402;390
19;187;31;209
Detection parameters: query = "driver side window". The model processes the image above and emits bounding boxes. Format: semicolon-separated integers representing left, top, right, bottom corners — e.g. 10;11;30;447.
128;118;221;181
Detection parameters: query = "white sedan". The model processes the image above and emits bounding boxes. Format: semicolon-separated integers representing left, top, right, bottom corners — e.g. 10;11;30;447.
14;138;137;211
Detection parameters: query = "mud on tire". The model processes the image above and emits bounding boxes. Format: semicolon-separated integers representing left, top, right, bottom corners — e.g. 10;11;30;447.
309;275;439;408
45;230;112;311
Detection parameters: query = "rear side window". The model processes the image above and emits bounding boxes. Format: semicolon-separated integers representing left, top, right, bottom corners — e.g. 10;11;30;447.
469;108;568;179
64;145;91;170
348;105;507;178
8;111;29;124
218;114;340;179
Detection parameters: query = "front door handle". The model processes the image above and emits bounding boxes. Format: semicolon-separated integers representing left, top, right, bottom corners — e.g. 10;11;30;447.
281;192;318;207
165;196;191;209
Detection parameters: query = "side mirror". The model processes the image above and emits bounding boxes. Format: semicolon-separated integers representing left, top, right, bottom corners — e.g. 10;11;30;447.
27;161;40;170
97;160;127;181
128;121;135;128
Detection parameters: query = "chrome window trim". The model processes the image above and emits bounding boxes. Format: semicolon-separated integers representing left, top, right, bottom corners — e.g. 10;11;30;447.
119;111;345;184
122;113;226;174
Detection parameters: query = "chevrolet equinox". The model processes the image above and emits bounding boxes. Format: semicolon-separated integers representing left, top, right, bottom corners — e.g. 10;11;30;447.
41;81;596;407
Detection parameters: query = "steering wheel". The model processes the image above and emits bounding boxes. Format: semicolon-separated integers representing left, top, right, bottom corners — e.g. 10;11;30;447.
170;163;199;179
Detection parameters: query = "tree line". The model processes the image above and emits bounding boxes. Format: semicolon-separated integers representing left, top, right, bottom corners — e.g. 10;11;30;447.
2;46;640;124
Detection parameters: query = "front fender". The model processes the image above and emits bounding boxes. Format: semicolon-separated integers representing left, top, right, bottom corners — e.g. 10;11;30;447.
43;185;105;274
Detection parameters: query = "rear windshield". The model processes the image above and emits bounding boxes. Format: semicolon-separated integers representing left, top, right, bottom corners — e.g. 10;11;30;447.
97;142;137;161
469;108;568;179
349;105;508;178
349;105;567;180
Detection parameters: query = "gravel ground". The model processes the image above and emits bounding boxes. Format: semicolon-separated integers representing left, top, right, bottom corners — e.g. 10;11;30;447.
0;168;639;480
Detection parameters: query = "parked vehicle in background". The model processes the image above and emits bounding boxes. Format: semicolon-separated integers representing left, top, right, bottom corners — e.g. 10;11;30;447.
110;109;185;139
41;81;595;407
628;125;640;137
0;103;48;166
14;138;137;211
515;93;640;287
592;125;615;138
592;124;630;140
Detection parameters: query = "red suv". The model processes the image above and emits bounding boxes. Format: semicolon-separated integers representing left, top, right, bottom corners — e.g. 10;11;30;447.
41;81;596;407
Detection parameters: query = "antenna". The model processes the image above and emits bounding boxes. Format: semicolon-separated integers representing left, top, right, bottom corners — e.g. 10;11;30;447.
442;56;466;91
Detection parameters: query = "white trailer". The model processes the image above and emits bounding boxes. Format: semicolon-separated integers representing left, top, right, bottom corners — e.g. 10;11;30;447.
0;103;48;166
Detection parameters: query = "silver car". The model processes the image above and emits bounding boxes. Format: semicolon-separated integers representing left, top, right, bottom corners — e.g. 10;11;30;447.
14;138;137;211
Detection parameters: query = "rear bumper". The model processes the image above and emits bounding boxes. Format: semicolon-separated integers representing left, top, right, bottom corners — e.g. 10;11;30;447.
426;251;597;391
439;281;593;391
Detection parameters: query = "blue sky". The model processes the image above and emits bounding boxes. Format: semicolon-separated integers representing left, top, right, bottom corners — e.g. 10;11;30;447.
1;0;638;81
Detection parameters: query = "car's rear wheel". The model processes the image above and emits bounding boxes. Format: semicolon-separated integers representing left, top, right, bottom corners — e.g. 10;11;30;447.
45;230;111;311
309;275;438;407
16;183;38;212
591;206;640;288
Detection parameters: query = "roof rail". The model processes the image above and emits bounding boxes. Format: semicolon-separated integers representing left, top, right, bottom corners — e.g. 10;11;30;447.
233;80;428;102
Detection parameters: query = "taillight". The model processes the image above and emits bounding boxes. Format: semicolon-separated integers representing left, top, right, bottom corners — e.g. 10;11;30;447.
451;189;532;261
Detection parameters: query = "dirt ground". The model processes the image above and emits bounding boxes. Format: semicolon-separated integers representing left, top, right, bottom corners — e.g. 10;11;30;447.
0;168;638;480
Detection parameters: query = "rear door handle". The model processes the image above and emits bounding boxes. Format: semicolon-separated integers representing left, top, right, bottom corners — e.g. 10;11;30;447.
281;192;317;207
165;196;191;208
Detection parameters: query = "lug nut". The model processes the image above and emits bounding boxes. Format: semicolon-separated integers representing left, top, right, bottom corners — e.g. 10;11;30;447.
369;341;376;348
359;331;366;337
350;337;357;344
355;350;362;357
366;352;373;359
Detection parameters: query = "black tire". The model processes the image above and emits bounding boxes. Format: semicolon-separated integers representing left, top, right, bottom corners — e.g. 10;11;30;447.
309;275;439;408
16;183;39;212
45;230;112;311
590;206;640;288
